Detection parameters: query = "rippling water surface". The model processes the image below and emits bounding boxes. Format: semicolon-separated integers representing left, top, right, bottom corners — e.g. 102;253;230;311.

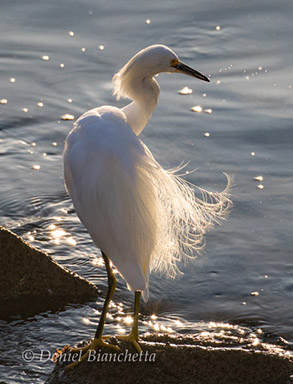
1;0;292;382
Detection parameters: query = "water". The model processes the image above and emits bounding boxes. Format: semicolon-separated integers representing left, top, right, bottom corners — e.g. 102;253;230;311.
1;0;292;382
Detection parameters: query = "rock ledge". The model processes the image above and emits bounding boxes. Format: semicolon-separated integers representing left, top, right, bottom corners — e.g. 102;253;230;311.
46;334;293;384
0;226;98;319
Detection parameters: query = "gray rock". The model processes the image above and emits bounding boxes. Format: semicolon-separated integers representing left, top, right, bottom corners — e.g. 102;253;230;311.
0;226;98;319
46;334;293;384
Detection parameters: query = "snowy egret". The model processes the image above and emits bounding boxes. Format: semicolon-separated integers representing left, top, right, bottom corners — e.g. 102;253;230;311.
63;44;232;366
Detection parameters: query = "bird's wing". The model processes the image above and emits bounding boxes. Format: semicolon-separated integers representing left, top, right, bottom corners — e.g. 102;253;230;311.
63;106;157;300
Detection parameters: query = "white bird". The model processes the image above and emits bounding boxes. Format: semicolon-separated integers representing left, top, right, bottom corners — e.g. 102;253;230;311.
63;44;232;366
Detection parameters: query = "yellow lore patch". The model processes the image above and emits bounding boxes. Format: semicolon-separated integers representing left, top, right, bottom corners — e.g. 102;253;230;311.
170;58;179;67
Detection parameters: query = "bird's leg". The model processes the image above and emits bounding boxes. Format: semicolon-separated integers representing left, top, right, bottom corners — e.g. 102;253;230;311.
117;290;142;353
67;252;119;369
93;252;117;341
131;291;141;342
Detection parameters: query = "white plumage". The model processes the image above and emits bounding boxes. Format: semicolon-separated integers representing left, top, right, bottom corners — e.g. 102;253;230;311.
63;45;232;303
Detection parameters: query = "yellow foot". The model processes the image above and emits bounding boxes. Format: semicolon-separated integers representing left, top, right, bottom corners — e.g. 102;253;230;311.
69;335;113;353
116;332;142;353
66;336;120;369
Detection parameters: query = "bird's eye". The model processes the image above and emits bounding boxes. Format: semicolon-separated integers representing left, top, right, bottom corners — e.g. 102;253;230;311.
170;58;179;67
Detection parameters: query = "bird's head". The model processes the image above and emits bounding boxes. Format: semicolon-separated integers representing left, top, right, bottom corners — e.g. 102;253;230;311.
113;44;209;100
139;45;210;82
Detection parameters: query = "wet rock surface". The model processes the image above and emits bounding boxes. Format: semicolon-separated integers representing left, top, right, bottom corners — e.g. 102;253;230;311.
46;334;293;384
0;226;98;319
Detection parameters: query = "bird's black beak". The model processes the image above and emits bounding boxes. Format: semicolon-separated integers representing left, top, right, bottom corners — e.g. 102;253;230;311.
174;61;210;82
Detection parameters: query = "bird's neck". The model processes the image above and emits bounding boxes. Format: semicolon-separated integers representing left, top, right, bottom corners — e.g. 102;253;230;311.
122;77;160;136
